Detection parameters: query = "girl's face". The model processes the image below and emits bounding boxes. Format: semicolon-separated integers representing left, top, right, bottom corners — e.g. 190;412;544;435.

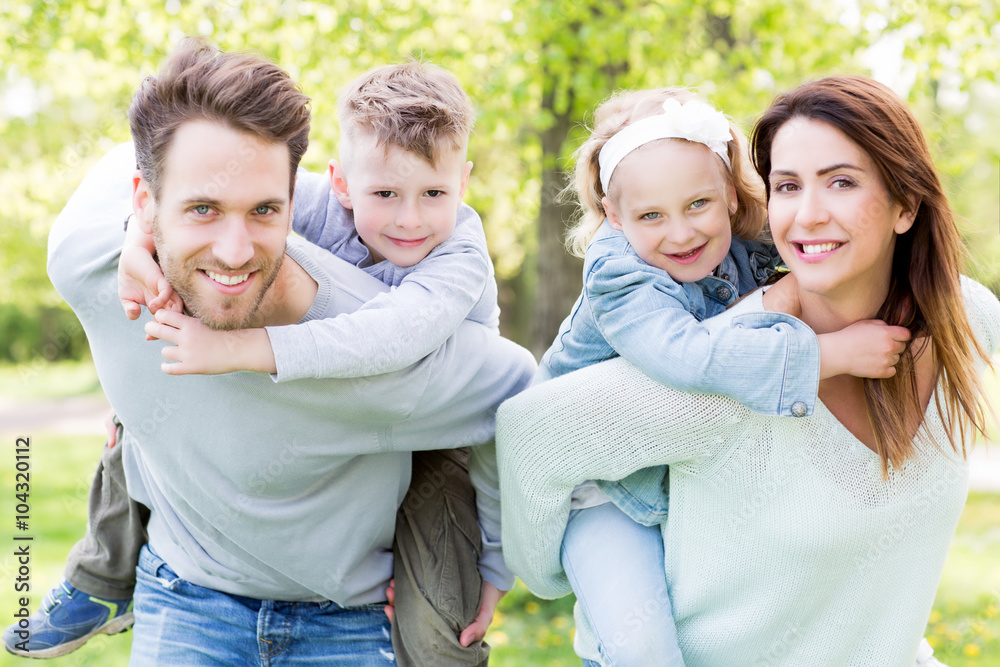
766;117;914;305
603;139;735;283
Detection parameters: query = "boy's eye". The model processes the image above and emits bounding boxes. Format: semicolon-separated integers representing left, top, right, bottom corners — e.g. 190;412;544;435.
375;191;395;198
425;190;443;198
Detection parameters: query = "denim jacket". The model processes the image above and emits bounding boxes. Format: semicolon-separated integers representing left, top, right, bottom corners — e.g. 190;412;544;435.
537;221;820;525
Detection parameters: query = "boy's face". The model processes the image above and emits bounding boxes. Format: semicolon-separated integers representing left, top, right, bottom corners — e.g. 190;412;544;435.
331;130;472;267
133;120;293;330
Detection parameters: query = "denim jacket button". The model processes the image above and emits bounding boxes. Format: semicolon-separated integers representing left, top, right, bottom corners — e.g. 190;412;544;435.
715;285;733;301
791;401;808;418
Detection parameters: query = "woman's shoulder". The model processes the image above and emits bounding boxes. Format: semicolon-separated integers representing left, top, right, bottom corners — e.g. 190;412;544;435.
961;275;1000;354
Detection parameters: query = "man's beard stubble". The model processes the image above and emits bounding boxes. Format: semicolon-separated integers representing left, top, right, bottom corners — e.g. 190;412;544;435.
151;216;284;331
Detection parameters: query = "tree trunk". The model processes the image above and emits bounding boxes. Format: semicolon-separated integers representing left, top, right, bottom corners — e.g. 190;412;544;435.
529;80;583;358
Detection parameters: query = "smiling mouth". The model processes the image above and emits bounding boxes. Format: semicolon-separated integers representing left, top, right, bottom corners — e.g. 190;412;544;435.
667;243;706;262
387;237;428;247
796;242;844;255
205;270;251;286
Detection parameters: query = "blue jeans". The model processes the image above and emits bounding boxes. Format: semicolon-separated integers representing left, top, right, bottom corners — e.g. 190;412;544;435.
562;503;684;667
132;545;395;666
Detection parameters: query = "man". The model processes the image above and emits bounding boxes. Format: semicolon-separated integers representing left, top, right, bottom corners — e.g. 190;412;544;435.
38;39;533;664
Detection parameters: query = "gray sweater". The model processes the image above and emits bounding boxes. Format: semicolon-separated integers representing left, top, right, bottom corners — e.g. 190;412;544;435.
47;143;535;604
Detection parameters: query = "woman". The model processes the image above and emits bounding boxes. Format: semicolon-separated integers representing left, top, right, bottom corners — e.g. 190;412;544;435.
496;76;999;666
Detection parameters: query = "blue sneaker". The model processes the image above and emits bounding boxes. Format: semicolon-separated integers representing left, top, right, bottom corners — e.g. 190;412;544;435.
2;579;133;658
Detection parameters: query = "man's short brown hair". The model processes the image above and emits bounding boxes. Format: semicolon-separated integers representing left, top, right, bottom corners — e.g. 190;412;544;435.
338;61;474;167
128;37;311;200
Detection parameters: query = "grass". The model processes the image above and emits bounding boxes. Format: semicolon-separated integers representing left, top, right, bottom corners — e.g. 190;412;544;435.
0;359;998;665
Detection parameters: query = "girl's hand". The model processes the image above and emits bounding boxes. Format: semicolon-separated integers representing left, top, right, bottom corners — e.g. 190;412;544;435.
818;319;911;380
145;309;276;375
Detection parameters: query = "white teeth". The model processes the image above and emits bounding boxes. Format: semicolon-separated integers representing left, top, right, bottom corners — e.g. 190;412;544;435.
206;270;250;286
801;242;841;255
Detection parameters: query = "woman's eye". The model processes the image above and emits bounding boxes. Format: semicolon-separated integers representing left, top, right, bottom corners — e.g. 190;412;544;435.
832;178;856;189
773;182;798;193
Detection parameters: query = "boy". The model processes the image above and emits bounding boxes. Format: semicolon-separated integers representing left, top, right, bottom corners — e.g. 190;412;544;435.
6;61;513;666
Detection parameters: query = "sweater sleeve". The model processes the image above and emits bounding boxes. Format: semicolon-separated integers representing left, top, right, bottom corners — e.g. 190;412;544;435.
468;440;515;591
496;357;752;598
266;206;491;380
586;252;820;417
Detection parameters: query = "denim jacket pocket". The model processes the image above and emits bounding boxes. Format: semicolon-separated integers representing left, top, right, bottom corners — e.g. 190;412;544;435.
595;466;670;527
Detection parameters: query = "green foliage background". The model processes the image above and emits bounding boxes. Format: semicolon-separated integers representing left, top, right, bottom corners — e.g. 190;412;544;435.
1;0;999;357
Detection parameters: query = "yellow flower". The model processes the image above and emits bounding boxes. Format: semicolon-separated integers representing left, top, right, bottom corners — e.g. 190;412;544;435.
524;601;540;614
489;630;509;646
925;636;938;648
963;643;981;657
552;616;571;630
928;610;943;624
985;604;999;619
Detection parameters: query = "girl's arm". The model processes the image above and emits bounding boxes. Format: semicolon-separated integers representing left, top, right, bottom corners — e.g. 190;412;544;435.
587;251;819;417
497;356;749;598
588;252;909;417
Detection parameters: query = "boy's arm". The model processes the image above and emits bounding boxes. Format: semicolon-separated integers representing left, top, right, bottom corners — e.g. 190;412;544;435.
265;208;492;381
587;251;821;417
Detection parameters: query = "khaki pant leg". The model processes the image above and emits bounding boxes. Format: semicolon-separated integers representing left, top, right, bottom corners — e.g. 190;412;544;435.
64;431;149;600
391;448;490;667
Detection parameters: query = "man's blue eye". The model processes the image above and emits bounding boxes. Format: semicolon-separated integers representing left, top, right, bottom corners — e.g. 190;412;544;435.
194;205;210;215
255;206;272;215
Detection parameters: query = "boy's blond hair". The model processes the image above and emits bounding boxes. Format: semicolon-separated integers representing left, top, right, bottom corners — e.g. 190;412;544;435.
338;61;474;167
566;87;767;258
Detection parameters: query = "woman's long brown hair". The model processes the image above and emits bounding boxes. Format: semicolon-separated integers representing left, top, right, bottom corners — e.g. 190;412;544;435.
751;75;992;476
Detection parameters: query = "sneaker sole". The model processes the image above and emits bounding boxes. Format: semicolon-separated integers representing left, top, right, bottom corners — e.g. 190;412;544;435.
3;612;134;659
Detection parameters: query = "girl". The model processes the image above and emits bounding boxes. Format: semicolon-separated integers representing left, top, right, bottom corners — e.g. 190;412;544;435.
500;77;995;666
534;88;910;665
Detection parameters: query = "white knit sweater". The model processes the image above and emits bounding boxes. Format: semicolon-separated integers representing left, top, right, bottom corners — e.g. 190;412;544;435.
497;277;1000;666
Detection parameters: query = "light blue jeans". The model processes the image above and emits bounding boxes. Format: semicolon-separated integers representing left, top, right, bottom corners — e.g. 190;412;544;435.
562;503;684;667
131;545;395;666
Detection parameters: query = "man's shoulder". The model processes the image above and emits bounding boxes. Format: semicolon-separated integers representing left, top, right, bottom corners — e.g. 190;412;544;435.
286;236;389;307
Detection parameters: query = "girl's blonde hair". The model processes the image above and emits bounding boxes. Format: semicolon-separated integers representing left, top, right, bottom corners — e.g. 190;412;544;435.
566;87;767;258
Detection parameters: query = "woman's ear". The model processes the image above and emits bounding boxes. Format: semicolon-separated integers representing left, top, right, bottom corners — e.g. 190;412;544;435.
894;196;919;234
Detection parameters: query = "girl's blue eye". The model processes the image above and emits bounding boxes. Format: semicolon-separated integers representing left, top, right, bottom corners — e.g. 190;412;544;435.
691;199;707;209
641;212;661;220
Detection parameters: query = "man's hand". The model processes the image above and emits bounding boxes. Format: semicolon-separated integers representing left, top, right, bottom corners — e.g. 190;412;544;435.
118;215;183;320
144;309;275;375
459;581;505;647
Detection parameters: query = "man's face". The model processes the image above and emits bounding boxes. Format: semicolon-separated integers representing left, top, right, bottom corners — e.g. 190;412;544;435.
134;121;293;330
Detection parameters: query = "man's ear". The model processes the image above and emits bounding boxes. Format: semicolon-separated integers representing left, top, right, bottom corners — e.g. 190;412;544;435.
602;196;623;231
458;161;473;200
131;170;155;233
329;160;352;209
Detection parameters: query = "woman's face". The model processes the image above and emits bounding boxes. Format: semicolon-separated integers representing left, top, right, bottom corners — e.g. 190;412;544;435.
766;117;914;306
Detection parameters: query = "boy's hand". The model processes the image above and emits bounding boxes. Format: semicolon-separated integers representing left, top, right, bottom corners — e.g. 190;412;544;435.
118;215;183;320
145;309;276;375
818;319;911;380
459;581;505;647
